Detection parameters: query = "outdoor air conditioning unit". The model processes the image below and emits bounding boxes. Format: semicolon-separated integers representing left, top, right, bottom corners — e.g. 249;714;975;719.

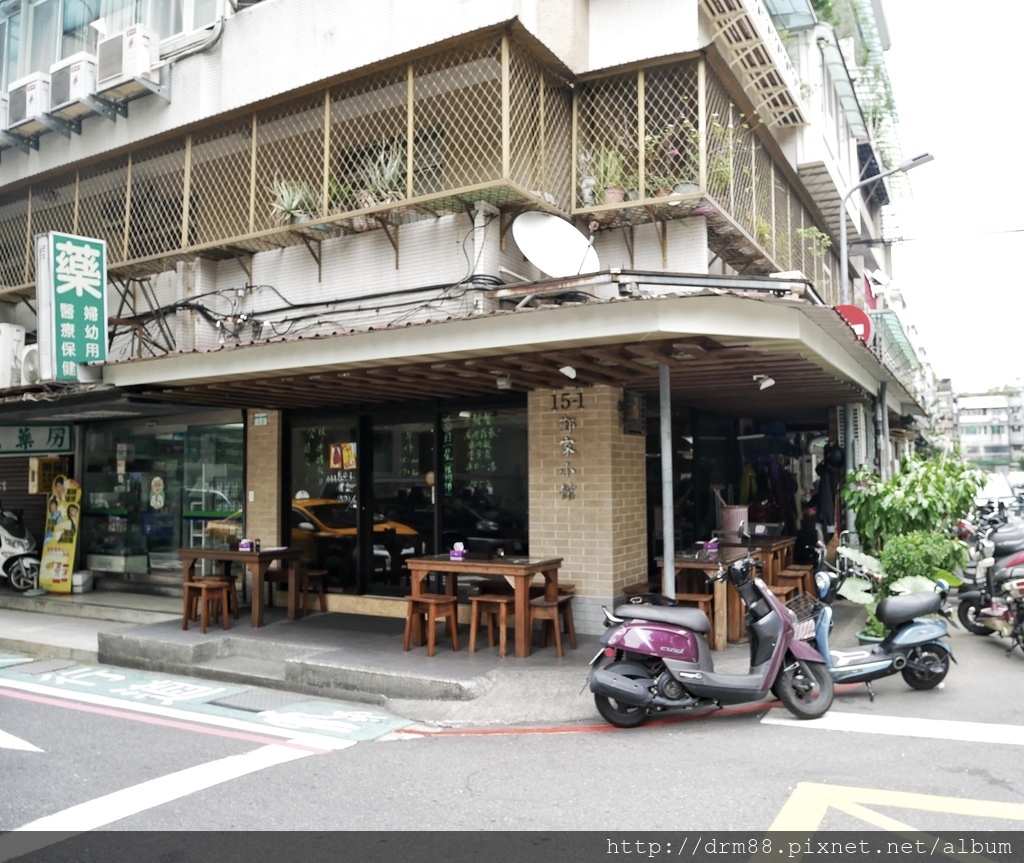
95;24;160;101
20;343;43;386
6;72;50;135
837;404;869;466
49;52;98;120
0;324;25;389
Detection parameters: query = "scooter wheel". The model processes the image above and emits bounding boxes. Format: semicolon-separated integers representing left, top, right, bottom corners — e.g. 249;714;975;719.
957;598;995;636
774;659;834;719
593;663;650;728
901;644;950;690
7;558;39;592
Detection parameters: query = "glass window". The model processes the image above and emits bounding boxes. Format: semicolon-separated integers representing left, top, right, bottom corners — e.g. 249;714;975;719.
27;0;57;75
145;0;181;39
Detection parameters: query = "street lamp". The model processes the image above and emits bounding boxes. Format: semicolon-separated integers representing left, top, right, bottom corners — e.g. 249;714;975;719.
838;152;933;537
839;152;934;305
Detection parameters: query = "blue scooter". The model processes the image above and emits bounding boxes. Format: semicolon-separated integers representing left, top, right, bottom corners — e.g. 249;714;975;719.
793;542;957;700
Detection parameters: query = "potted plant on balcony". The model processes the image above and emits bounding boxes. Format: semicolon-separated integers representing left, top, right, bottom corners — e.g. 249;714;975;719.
269;178;320;226
593;145;626;205
355;137;406;209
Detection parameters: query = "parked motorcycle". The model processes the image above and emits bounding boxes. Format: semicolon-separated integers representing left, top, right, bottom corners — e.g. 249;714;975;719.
587;528;834;728
0;503;41;592
956;542;1024;654
797;543;956;699
957;518;1024;586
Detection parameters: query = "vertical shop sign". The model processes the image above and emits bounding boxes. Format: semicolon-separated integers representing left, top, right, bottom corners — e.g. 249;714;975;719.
35;232;108;383
40;474;82;593
552;389;585;499
441;415;455;496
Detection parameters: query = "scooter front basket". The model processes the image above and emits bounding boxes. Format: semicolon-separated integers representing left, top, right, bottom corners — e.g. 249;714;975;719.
786;593;825;641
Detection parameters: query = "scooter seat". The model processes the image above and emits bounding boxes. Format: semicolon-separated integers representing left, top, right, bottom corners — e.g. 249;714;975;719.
992;535;1024;558
876;591;941;628
613;603;711;634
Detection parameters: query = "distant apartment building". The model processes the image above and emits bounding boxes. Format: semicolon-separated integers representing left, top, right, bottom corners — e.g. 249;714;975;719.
957;392;1024;470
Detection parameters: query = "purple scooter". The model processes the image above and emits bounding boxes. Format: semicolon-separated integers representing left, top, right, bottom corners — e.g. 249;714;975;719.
588;526;834;728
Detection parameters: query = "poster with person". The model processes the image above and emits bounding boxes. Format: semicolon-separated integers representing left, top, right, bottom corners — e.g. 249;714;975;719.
40;474;82;593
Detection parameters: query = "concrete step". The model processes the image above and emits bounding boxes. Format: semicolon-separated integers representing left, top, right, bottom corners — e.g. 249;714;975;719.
0;590;179;625
192;655;289;688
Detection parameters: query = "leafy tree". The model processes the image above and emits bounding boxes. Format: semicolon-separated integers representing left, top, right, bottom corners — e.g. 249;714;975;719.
841;452;985;554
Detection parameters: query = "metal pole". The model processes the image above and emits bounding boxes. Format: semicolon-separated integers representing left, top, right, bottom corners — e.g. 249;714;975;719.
660;363;675;597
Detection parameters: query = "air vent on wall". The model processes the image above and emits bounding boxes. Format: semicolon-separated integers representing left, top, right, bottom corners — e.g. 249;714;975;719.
6;72;50;135
95;24;160;102
49;52;98;120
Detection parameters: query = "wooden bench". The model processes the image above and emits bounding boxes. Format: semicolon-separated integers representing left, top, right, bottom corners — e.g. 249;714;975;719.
671;592;714;618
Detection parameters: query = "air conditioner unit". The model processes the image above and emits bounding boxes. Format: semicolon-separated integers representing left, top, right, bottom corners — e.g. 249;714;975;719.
837;404;869;466
49;52;98;120
95;24;160;101
6;72;50;135
0;324;25;389
20;343;42;387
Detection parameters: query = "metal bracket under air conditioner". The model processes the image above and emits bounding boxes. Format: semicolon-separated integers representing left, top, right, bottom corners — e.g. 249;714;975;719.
0;129;36;153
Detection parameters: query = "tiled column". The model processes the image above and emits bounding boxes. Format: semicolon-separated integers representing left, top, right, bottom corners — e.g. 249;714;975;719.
528;385;648;633
245;410;283;546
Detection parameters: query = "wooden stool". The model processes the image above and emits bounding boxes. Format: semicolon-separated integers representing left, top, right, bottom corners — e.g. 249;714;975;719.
301;568;328;616
469;594;515;657
183;579;232;634
529;594;577;658
529;581;576;598
767;583;798;602
672;592;713;618
404;594;460;657
777;565;815;596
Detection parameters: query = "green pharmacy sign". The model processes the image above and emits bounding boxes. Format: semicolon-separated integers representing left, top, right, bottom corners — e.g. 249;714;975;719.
35;232;108;383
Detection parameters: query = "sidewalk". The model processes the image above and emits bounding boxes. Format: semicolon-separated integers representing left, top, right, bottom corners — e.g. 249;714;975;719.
0;587;866;726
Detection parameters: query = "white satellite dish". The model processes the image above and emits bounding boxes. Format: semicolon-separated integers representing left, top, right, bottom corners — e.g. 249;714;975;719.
511;211;600;278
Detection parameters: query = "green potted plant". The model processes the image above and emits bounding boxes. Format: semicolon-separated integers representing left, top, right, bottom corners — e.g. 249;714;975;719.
269;178;320;225
355;137;406;208
593;145;626;205
836;532;962;640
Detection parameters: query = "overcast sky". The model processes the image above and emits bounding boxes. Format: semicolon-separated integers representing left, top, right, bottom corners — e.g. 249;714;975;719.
881;1;1024;395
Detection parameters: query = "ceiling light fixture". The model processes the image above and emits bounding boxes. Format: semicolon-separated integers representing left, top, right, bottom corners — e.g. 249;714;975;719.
753;374;775;391
495;374;512;391
559;365;577;379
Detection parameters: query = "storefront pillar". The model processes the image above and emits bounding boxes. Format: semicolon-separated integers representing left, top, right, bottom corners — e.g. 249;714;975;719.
245;410;284;546
528;385;647;634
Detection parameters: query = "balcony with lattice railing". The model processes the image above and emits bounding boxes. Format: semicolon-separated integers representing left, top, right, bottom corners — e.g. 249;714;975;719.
0;35;838;308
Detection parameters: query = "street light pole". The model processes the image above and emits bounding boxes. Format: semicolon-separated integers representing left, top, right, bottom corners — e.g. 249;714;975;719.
839;152;934;306
837;152;934;537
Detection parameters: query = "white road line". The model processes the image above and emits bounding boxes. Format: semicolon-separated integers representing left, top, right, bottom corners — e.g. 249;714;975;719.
762;708;1022;744
0;727;42;752
0;744;316;861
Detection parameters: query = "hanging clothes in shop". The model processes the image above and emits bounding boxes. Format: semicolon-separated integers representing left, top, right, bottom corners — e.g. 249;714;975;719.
814;460;837;537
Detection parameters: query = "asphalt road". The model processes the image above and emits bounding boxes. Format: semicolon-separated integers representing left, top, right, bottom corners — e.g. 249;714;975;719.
1;620;1023;853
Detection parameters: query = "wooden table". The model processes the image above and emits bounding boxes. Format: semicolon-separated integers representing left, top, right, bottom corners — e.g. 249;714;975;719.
720;536;795;584
179;547;304;628
406;555;563;658
657;547;747;651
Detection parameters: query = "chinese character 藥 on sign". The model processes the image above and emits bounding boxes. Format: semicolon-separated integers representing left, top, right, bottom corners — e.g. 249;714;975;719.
37;232;108;383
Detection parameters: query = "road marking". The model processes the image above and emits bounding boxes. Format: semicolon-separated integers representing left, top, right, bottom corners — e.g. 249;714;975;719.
762;707;1023;745
0;676;363;750
770;781;1024;832
0;744;313;861
0;727;42;752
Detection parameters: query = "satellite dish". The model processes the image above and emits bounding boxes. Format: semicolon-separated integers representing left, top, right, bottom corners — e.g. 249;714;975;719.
511;211;600;278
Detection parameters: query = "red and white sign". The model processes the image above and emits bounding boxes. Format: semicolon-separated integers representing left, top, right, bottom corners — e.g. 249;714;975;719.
836;304;873;343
